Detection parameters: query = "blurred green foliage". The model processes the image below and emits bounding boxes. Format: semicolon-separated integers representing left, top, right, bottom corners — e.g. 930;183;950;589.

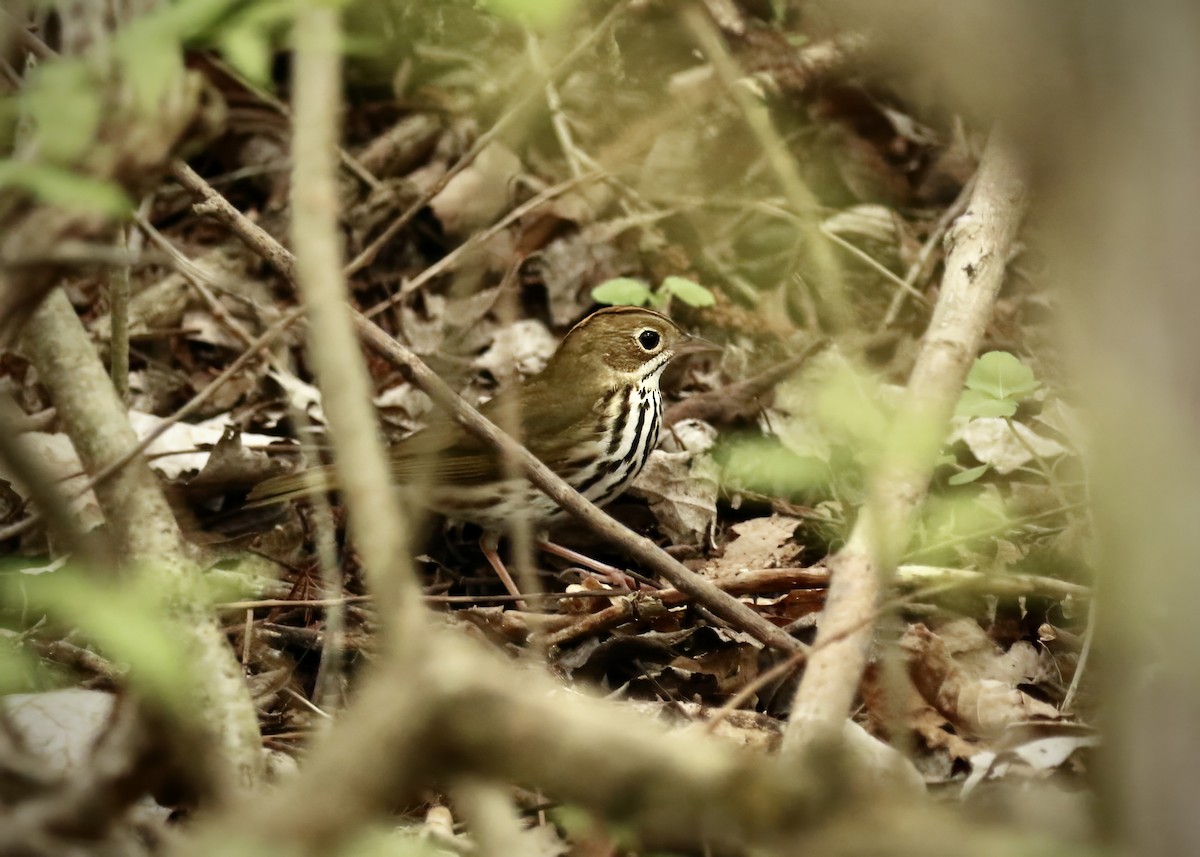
0;639;48;695
1;561;255;717
12;568;193;711
21;60;102;163
0;162;132;216
0;0;301;214
718;353;1060;561
481;0;577;31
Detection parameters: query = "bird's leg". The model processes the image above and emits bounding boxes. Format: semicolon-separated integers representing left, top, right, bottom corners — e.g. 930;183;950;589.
479;532;528;610
536;540;660;591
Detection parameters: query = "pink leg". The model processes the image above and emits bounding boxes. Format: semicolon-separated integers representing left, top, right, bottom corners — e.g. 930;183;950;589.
479;536;528;610
536;540;656;590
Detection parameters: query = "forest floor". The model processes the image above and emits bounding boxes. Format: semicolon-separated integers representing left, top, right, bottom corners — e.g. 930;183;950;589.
0;1;1097;853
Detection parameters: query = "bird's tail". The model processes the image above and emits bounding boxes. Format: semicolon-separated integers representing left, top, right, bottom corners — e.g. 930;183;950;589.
244;465;336;508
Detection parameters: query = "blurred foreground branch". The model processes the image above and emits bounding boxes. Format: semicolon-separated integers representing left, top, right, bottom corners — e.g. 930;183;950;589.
181;628;829;855
783;130;1030;752
289;4;423;642
22;291;264;788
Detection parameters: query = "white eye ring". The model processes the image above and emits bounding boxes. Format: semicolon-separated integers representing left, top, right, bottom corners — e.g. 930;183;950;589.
636;329;661;351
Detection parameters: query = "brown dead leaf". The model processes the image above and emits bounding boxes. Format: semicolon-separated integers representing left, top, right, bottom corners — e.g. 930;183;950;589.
861;661;980;766
631;420;719;546
703;514;804;576
184;427;283;500
429;142;522;236
901;622;1061;738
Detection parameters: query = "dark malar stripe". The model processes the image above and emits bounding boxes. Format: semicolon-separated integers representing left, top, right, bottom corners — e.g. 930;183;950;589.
609;392;648;473
636;401;661;471
612;393;651;486
604;386;635;455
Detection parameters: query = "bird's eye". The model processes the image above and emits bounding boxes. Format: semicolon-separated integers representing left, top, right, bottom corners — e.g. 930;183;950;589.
637;329;661;351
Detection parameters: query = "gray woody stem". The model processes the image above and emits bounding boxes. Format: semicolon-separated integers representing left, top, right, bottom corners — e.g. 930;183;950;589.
289;5;424;642
24;290;264;788
782;130;1030;752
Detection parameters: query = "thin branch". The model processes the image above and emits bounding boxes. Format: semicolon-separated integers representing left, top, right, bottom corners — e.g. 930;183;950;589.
290;4;424;639
106;218;144;402
878;174;976;330
544;566;828;647
23;290;264;788
782;128;1030;753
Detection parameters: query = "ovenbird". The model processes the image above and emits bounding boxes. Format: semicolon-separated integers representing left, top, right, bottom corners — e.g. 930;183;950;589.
247;306;713;595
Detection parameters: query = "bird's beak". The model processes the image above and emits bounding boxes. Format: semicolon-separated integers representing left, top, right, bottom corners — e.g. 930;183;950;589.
675;332;722;357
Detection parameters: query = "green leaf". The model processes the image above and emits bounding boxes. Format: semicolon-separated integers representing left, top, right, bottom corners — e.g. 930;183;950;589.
219;25;272;86
659;276;715;308
591;277;652;307
16;569;194;713
0;640;46;694
23;61;102;163
948;463;991;486
153;0;247;40
815;364;890;452
956;389;1017;419
965;352;1039;402
115;21;185;112
720;437;830;494
0;162;132;217
935;451;958;468
481;0;576;30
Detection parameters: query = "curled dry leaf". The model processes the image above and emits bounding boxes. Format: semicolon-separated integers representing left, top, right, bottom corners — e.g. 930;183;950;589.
0;432;103;532
429;142;522;236
631;419;718;546
900;621;1061;738
950;416;1067;475
473;319;558;381
184;427;282;499
861;660;980;781
127;411;280;479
